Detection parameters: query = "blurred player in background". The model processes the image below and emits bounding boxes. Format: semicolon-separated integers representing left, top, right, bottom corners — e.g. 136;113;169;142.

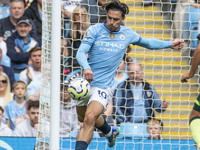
181;43;200;149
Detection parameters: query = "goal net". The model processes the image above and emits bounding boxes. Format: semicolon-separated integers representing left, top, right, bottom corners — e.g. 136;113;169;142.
36;0;200;149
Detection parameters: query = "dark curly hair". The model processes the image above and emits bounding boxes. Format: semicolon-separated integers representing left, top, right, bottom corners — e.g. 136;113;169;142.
102;0;129;18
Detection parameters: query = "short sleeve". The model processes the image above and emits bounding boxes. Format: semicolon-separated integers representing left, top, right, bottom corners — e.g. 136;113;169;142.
128;28;141;45
81;25;96;46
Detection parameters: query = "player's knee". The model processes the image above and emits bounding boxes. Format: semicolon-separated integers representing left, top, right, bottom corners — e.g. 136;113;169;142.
84;113;96;127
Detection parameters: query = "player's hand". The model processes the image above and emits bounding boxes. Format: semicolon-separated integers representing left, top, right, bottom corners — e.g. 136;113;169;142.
161;99;168;109
181;73;193;83
172;39;184;49
84;69;93;83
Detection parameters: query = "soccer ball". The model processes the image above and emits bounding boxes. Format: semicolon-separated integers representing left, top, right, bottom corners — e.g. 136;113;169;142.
68;78;90;100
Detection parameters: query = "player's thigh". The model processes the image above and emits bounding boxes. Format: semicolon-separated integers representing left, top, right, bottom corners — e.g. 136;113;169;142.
76;106;87;122
85;100;104;122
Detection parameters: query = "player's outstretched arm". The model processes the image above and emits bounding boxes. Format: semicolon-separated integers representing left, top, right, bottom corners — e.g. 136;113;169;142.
136;37;170;50
181;43;200;83
136;37;184;50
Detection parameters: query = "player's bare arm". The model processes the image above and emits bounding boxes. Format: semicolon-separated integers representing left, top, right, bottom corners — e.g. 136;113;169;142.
181;43;200;83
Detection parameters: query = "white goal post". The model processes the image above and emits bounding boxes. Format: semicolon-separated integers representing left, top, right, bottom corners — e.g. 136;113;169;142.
49;0;61;149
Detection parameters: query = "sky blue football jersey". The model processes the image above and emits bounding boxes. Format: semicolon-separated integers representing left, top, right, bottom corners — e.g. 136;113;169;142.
77;23;172;89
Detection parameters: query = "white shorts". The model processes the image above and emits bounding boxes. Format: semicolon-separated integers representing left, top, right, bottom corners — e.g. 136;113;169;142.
76;86;113;109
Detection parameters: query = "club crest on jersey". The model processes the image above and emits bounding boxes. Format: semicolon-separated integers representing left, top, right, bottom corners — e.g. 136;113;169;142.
85;30;90;37
109;33;115;40
120;34;125;40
